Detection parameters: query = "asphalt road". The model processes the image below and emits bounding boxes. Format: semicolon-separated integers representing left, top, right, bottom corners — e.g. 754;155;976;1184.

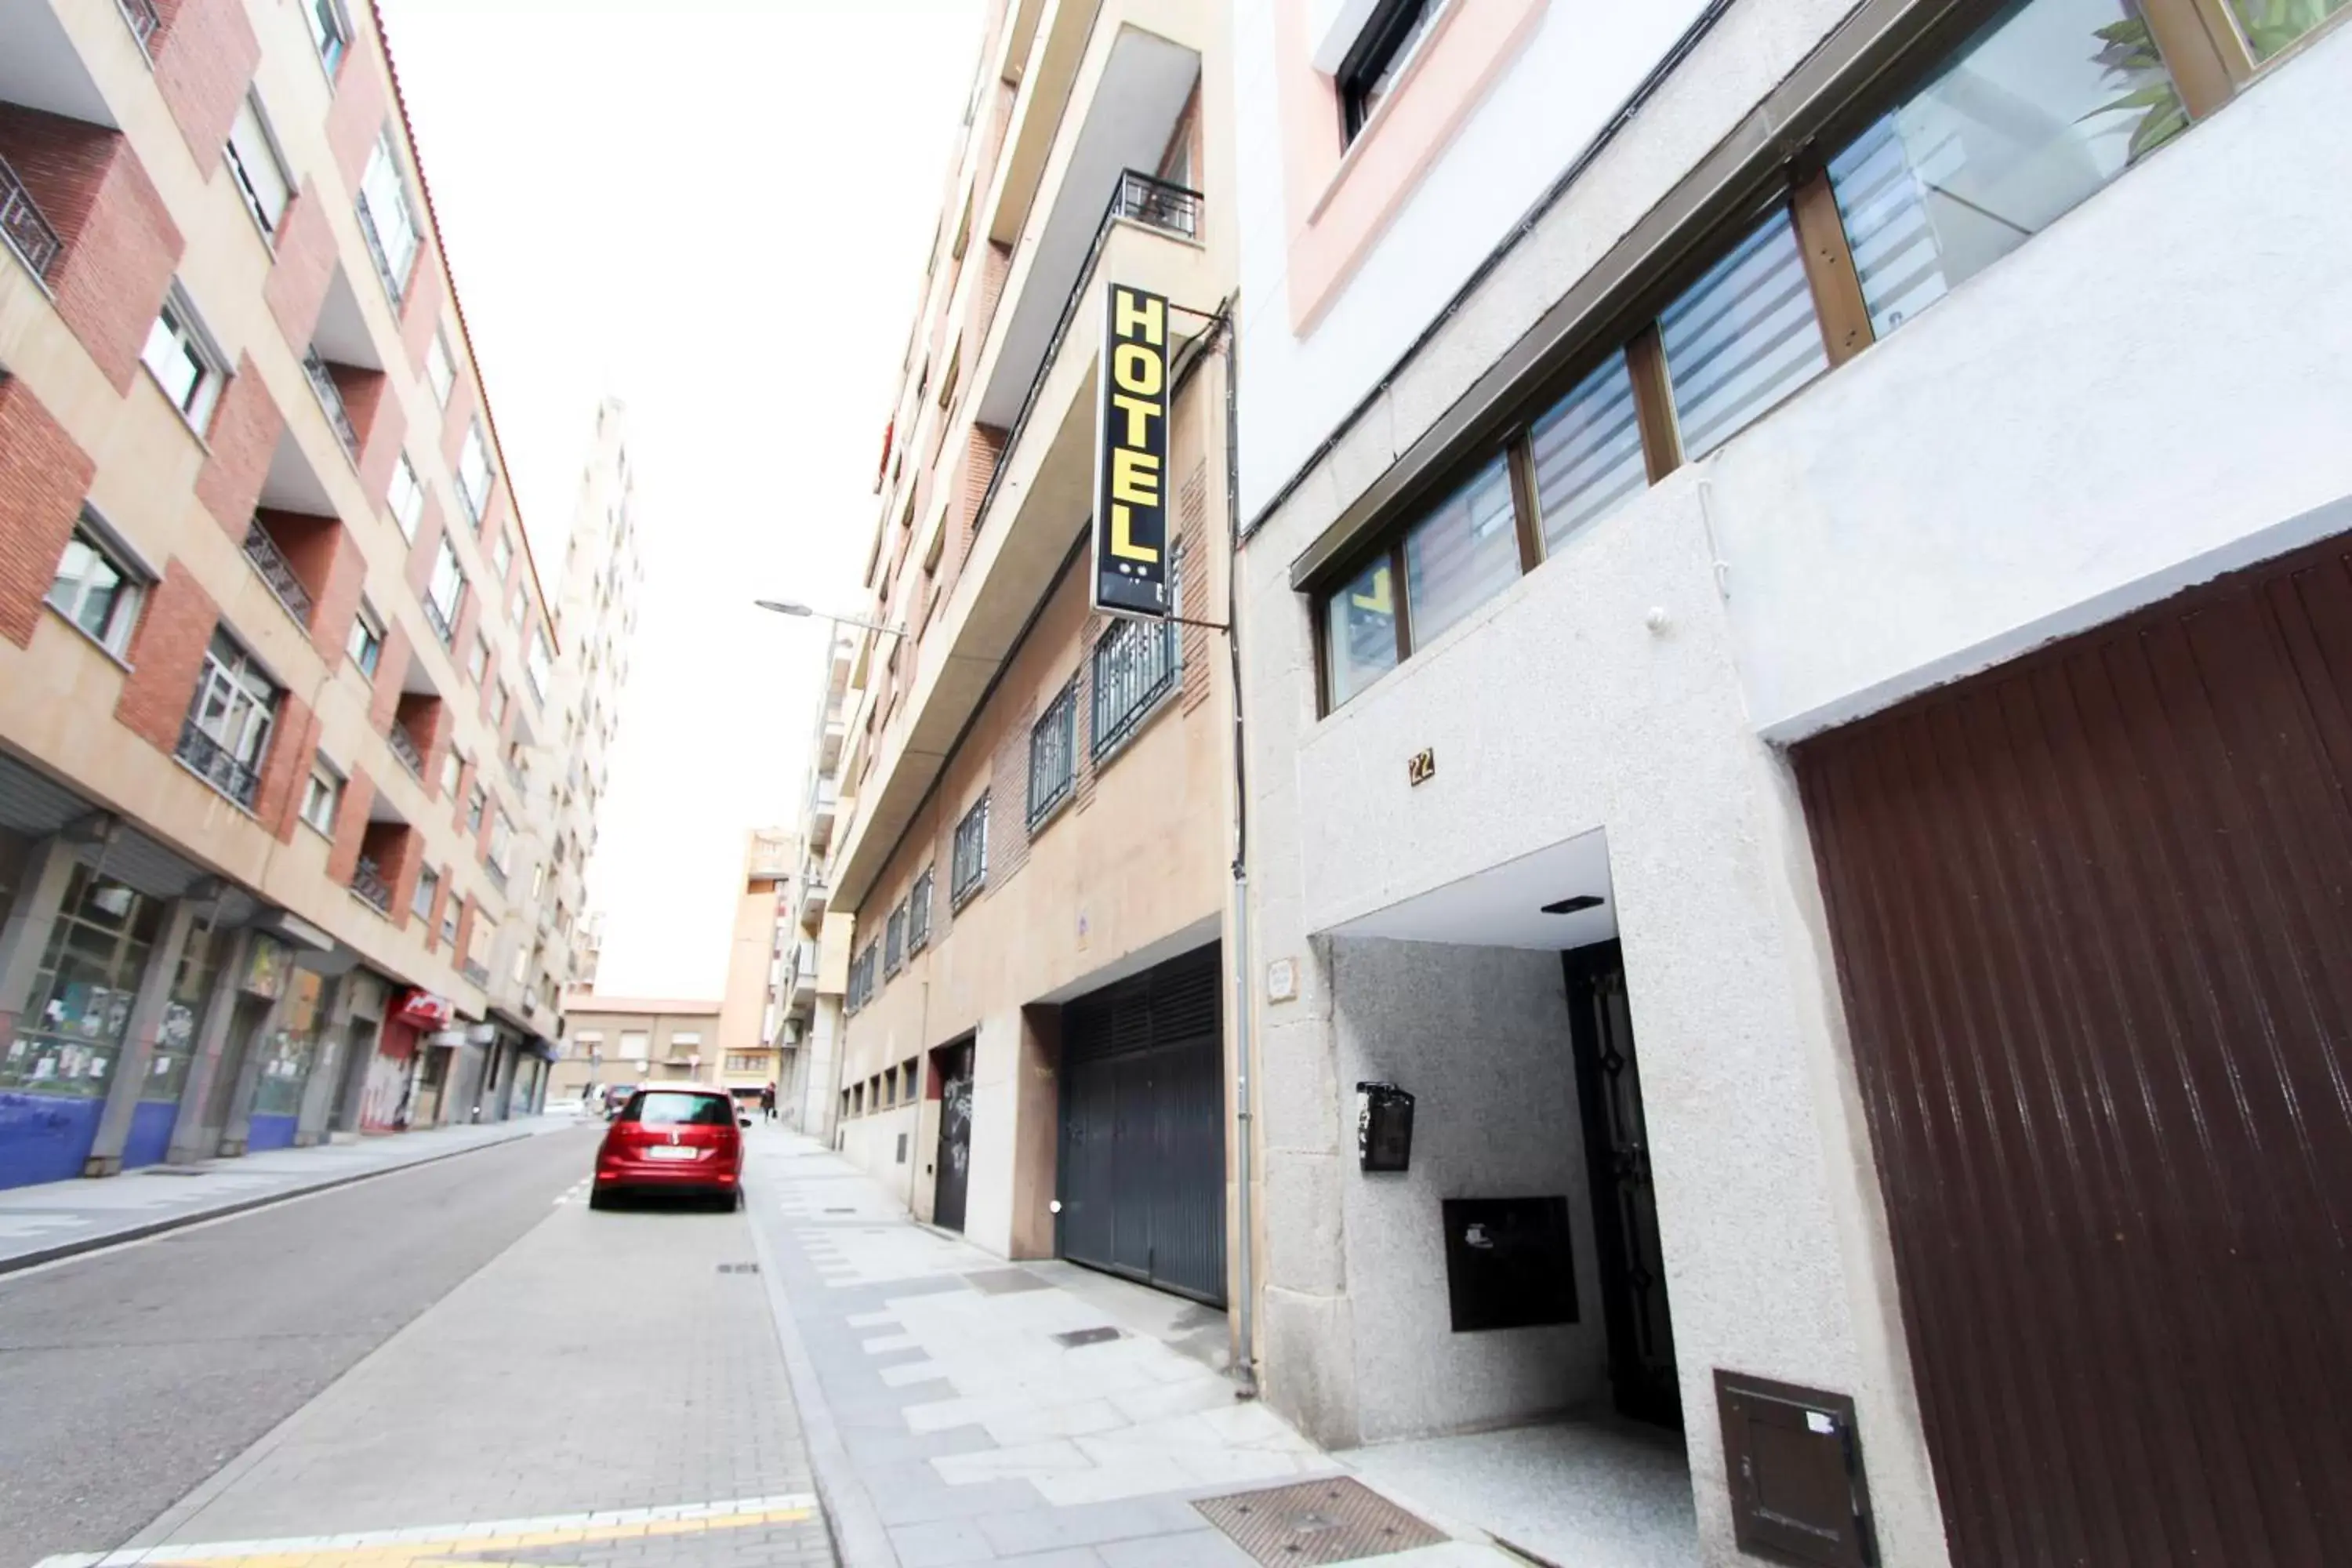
0;1126;598;1568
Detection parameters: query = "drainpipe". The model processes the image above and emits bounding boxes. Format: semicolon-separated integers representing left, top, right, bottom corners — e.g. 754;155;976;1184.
1216;307;1259;1400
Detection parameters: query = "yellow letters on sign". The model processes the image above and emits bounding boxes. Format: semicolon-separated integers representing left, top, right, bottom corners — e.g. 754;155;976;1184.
1098;285;1172;588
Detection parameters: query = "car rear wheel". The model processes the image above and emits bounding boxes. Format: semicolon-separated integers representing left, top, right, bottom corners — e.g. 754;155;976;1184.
588;1188;615;1211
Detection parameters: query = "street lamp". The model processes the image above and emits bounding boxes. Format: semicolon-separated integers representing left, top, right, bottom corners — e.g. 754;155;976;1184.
753;599;904;639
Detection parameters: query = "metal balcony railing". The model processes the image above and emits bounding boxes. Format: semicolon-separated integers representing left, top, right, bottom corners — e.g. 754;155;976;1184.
351;857;394;913
0;156;64;281
176;718;262;808
242;520;314;626
387;720;426;778
303;348;360;462
114;0;161;46
1112;169;1201;240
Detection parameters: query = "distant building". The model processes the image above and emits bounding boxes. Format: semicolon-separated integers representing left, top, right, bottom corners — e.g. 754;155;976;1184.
547;996;722;1105
778;635;854;1138
714;827;795;1104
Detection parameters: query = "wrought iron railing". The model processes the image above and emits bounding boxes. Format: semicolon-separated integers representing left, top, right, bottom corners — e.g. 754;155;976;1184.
1091;612;1178;757
351;857;393;913
0;156;64;281
1112;169;1201;240
176;718;262;808
303;349;360;461
386;720;426;777
114;0;161;46
242;519;314;626
462;958;491;986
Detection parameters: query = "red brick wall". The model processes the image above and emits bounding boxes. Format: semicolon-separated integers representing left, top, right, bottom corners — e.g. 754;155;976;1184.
263;180;337;349
114;561;218;754
369;622;411;731
400;260;446;369
194;355;284;538
398;692;451;797
0;106;184;395
328;768;375;884
307;526;368;666
441;383;477;479
253;691;317;839
358;821;422;930
0;378;97;648
350;370;406;497
148;0;259;180
405;499;446;599
325;53;389;192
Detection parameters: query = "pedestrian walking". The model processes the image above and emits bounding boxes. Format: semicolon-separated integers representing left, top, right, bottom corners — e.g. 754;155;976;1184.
760;1082;777;1123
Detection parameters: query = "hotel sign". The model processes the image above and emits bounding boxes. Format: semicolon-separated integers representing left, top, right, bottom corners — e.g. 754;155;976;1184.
1092;283;1171;620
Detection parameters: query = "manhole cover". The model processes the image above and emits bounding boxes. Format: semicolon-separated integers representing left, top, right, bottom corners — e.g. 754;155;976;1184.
1051;1325;1123;1348
1194;1478;1445;1566
715;1262;760;1274
964;1268;1052;1296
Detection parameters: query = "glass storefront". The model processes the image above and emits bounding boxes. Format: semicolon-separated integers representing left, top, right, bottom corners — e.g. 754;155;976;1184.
147;919;227;1109
246;969;328;1149
1;866;162;1100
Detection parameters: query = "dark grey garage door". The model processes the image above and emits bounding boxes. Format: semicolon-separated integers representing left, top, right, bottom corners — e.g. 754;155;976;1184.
1058;943;1226;1304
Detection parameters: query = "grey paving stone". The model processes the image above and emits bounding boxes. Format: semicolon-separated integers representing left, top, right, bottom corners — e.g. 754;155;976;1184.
889;1518;1001;1566
975;1497;1210;1557
1094;1530;1260;1568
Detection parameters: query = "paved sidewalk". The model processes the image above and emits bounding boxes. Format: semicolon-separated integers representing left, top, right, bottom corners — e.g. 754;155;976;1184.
0;1115;571;1274
742;1131;1519;1568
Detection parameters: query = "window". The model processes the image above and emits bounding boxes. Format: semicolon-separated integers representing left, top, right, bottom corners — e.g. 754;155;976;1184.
908;868;934;953
491;683;511;727
1527;350;1647;552
619;1030;650;1061
303;0;348;74
347;600;384;676
630;1093;734;1130
507;582;527;631
445;896;463;949
1027;682;1076;826
412;864;440;924
884;904;907;974
1657;210;1829;460
950;793;989;906
358;130;423;301
493;531;514;580
387;454;425;541
456;420;493;526
1338;0;1438;143
46;519;146;658
180;632;279;808
1826;0;2188;343
225;95;293;240
525;626;553;702
902;1058;921;1101
467;632;489;683
141;287;227;430
489;810;514;873
299;758;341;835
425;329;455;407
1091;597;1178;757
2229;0;2349;56
423;536;465;644
442;750;464;796
1402;453;1518;652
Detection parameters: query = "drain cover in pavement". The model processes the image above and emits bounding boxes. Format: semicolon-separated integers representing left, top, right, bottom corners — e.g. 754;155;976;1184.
1193;1478;1446;1566
1051;1325;1124;1348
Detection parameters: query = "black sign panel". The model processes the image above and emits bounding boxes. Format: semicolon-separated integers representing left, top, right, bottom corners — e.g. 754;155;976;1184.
1093;283;1171;619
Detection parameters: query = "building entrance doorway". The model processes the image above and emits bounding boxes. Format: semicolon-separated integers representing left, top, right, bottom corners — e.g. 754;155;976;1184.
1562;941;1680;1429
931;1038;974;1232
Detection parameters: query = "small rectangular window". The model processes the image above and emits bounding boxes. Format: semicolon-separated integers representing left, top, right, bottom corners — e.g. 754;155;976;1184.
457;420;493;525
47;519;147;657
1337;0;1437;143
884;904;907;974
358;130;423;302
466;782;487;833
387;453;425;540
299;758;341;835
1091;592;1179;757
303;0;348;74
346;600;384;676
412;864;440;923
424;536;466;643
492;683;510;727
908;868;934;953
141;287;227;430
225;95;293;240
425;330;456;407
1323;556;1397;709
1657;209;1828;460
442;750;464;796
490;810;514;873
951;793;989;905
1028;683;1076;826
1527;351;1647;552
492;531;514;580
507;582;528;632
180;632;279;808
525;626;554;702
1402;452;1518;652
467;632;489;683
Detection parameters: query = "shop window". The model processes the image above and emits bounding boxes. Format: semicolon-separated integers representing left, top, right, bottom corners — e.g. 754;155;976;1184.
251;971;327;1124
0;867;162;1100
1403;452;1519;652
1527;351;1646;552
47;517;148;658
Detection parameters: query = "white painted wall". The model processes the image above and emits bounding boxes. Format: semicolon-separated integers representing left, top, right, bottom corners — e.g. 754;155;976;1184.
1229;0;1712;517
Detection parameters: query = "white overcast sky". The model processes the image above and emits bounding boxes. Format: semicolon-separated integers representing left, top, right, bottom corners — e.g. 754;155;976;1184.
378;0;985;999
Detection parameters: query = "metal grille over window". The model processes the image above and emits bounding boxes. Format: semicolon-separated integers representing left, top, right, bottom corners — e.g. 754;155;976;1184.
1657;210;1829;460
0;154;64;279
1528;352;1647;551
951;794;989;906
1091;609;1178;757
884;905;907;975
908;869;933;953
1028;683;1077;826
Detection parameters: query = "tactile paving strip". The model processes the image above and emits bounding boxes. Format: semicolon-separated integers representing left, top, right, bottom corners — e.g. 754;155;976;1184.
1192;1476;1447;1565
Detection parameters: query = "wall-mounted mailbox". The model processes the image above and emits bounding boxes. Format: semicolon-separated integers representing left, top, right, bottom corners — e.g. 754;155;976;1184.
1714;1370;1877;1567
1355;1081;1414;1172
1440;1196;1577;1332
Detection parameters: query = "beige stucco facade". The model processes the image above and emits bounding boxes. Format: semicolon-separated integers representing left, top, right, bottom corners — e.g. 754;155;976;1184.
547;996;724;1105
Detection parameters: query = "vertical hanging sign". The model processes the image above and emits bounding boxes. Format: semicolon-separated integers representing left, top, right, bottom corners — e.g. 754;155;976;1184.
1092;283;1171;619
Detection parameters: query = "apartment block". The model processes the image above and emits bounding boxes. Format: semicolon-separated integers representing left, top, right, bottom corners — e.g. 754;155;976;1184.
714;826;793;1105
0;0;589;1184
778;633;853;1140
804;0;1242;1301
546;996;721;1105
1232;1;2352;1563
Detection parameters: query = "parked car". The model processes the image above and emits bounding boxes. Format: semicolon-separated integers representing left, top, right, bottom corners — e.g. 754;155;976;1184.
590;1087;750;1210
597;1083;640;1120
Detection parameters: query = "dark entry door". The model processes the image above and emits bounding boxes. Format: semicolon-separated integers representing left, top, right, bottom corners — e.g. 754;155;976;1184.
932;1040;973;1233
1795;537;2352;1567
1563;941;1680;1429
1058;944;1225;1303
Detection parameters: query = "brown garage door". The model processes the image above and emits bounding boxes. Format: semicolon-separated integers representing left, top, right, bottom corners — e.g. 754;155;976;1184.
1795;539;2352;1567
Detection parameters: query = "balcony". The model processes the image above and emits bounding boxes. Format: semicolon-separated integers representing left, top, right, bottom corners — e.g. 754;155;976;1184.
807;778;840;851
462;958;491;987
242;518;314;627
303;348;360;463
350;857;393;914
175;718;261;809
386;720;426;779
798;873;829;931
0;155;63;280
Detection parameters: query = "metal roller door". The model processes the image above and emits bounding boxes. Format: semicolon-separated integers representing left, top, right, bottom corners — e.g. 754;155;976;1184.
1057;943;1226;1304
1795;538;2352;1567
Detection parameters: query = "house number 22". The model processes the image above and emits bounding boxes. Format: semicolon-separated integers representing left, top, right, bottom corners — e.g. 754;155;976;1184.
1406;748;1436;787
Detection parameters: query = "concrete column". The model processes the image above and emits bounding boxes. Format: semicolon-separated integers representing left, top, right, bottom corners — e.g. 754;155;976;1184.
169;930;253;1163
83;898;198;1175
0;835;83;1032
293;976;357;1145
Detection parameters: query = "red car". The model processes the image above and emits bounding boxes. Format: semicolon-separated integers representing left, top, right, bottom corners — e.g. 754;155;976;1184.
590;1088;749;1210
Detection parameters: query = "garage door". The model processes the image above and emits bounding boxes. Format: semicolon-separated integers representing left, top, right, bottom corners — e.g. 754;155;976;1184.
1795;539;2352;1566
1058;943;1226;1304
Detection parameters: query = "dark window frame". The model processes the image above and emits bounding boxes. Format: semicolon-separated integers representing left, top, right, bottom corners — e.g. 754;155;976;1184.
1027;681;1078;827
908;867;934;953
884;902;907;975
1338;0;1437;145
950;793;989;907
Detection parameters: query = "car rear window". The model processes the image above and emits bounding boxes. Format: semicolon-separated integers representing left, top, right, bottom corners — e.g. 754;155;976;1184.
622;1091;734;1126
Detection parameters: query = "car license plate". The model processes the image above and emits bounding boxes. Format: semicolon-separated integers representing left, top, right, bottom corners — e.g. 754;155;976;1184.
643;1145;699;1161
